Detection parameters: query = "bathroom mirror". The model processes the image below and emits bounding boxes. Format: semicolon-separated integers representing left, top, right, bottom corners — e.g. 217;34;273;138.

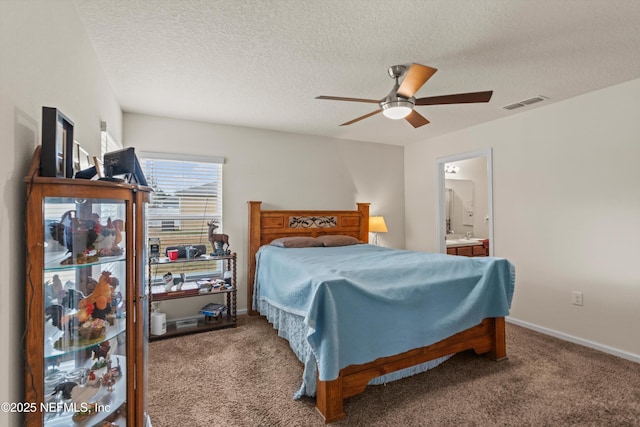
436;149;493;256
445;179;474;236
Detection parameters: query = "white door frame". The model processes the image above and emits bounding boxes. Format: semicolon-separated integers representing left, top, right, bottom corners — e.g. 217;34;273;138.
436;148;494;256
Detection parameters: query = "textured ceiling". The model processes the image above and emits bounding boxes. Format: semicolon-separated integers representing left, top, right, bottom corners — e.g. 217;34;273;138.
73;0;640;146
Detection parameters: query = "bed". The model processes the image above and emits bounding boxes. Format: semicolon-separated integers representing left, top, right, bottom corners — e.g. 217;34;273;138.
247;201;515;423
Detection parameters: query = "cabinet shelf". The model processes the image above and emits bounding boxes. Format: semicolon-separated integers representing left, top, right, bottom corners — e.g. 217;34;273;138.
152;316;236;341
43;356;128;427
44;251;126;271
44;317;126;359
150;253;234;265
150;282;235;301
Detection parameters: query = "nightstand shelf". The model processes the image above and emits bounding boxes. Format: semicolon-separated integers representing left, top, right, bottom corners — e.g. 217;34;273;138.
148;252;237;341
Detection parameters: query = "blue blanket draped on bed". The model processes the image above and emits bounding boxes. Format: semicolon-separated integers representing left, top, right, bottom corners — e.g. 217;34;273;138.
254;244;515;393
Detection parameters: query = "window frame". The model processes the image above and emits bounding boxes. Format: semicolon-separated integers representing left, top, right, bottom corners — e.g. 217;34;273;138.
139;152;225;285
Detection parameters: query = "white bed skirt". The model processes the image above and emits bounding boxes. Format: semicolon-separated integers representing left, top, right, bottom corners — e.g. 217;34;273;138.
257;299;452;399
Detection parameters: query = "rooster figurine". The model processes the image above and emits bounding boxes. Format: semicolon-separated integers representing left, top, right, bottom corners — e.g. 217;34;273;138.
94;218;124;256
49;210;98;254
77;271;115;321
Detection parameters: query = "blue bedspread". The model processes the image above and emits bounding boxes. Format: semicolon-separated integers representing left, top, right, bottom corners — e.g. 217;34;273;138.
254;244;515;387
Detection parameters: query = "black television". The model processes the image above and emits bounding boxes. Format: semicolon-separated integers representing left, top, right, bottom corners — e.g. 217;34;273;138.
103;147;148;186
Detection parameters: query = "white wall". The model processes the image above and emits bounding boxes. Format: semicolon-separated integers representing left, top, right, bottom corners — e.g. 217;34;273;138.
0;1;122;424
124;113;405;318
405;77;640;359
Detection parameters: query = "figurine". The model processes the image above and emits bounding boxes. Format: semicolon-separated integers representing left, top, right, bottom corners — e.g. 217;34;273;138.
86;370;100;387
163;272;174;292
102;371;115;390
77;271;114;321
91;341;111;361
110;357;122;378
207;219;230;255
51;381;78;399
49;210;124;260
50;274;66;301
49;210;98;255
45;304;78;333
94;217;124;256
61;288;85;310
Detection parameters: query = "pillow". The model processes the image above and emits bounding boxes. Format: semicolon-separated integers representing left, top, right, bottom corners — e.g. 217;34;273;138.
269;236;322;248
316;235;361;247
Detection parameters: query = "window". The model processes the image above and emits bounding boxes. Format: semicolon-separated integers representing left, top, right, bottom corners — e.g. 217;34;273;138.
140;152;224;283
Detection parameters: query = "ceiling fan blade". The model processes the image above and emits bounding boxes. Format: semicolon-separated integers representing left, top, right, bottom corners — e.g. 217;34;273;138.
339;110;381;126
404;110;430;128
316;96;379;104
415;90;493;106
397;63;438;99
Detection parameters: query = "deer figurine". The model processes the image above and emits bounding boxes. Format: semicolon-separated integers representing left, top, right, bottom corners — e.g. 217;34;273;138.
207;220;230;255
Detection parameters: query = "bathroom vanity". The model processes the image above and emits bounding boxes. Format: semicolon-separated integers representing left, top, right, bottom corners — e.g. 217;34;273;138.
446;238;489;257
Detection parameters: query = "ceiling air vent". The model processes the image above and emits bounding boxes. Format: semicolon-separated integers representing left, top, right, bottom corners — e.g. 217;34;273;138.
521;96;546;105
502;95;547;111
502;102;525;110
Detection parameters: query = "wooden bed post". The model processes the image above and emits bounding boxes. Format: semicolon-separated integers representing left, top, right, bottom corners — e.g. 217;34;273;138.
356;202;370;243
316;377;346;423
490;317;507;361
247;201;262;315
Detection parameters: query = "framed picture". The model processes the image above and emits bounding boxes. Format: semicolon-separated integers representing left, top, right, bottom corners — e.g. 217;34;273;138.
73;141;81;173
41;107;74;178
93;156;104;178
79;146;92;170
73;141;92;173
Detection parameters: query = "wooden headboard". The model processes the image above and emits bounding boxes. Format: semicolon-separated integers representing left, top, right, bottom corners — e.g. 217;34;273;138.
246;201;370;315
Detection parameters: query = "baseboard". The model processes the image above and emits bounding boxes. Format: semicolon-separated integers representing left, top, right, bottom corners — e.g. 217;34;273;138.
506;316;640;364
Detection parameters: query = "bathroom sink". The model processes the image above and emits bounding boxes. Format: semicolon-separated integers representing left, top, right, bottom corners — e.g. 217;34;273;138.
445;238;483;247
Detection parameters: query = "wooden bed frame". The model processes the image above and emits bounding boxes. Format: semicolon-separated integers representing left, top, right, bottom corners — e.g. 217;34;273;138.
247;201;506;423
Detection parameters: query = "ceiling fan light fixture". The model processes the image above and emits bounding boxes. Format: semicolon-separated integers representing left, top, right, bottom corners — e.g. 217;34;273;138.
381;100;413;120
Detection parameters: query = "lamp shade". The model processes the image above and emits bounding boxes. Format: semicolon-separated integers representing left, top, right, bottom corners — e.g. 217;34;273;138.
369;216;388;233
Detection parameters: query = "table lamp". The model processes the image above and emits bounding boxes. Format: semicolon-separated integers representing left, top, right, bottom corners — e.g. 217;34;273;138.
369;216;388;246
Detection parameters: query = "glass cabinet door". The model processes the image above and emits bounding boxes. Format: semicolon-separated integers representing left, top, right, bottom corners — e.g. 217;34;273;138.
42;197;129;426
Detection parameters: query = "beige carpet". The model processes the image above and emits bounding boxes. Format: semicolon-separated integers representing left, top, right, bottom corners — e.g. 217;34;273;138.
147;315;640;426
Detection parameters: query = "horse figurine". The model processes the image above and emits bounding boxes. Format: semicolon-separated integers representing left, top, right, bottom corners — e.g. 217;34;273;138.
207;220;230;255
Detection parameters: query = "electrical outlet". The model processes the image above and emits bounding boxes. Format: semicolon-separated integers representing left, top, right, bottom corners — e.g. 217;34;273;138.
571;291;583;306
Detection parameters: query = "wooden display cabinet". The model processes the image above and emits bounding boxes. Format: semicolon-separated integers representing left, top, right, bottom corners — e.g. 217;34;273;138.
24;147;151;426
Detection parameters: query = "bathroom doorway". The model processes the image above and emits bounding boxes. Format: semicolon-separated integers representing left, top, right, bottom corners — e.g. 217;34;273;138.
436;149;494;256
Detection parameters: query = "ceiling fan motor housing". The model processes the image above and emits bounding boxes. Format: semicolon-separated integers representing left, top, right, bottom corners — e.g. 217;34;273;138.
380;73;415;119
380;65;415;119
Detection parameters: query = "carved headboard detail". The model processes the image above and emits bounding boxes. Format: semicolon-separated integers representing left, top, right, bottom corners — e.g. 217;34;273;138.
246;201;370;315
289;216;338;228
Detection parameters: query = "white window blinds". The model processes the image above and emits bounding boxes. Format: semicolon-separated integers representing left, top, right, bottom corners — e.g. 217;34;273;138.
140;153;224;256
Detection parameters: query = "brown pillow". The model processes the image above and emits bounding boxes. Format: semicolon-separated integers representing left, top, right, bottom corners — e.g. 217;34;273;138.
269;236;322;248
316;235;361;247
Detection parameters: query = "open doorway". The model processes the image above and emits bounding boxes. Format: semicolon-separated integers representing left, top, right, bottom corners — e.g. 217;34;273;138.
436;149;494;256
